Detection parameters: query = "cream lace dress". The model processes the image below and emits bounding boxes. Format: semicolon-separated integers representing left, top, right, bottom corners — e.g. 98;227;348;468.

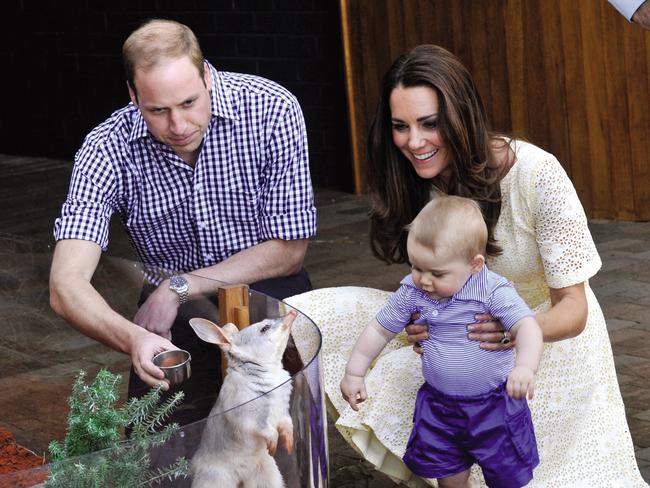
286;140;647;487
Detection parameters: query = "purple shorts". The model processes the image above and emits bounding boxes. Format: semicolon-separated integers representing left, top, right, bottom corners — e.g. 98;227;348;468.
403;382;539;488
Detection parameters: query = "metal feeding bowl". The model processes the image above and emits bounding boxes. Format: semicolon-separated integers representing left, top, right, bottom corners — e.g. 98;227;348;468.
152;349;192;385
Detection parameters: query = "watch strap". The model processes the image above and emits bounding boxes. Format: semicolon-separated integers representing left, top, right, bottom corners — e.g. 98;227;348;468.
169;275;189;305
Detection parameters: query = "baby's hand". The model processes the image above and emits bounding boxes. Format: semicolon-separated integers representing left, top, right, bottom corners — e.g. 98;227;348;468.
506;366;536;400
340;373;367;411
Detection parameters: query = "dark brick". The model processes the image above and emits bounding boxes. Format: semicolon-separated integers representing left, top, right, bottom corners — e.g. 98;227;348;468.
156;12;219;35
201;35;239;58
105;12;157;34
21;0;64;12
89;0;159;11
237;35;276;57
3;2;351;190
213;58;259;74
294;12;329;35
20;34;60;56
258;59;299;83
157;0;202;10
60;33;122;56
276;35;317;58
254;12;296;34
297;59;332;82
195;0;236;10
214;11;256;33
272;0;321;10
281;82;322;106
303;106;338;129
233;0;275;10
306;129;324;151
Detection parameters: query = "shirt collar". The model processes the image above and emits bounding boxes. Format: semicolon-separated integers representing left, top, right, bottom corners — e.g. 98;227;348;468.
128;103;149;142
127;60;238;143
453;265;490;302
402;265;490;303
208;62;239;121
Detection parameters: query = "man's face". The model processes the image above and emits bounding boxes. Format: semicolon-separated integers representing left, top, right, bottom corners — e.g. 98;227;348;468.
129;56;212;165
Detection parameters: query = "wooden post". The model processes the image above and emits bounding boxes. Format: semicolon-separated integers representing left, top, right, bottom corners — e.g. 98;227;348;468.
218;284;250;374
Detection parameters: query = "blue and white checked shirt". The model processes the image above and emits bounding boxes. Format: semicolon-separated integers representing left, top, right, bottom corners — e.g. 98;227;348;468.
377;266;534;396
54;62;316;283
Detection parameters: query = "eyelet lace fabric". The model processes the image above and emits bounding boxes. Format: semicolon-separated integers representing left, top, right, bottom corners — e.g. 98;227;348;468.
285;140;647;487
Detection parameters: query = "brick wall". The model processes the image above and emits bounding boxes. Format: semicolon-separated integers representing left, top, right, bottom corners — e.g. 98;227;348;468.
1;0;352;190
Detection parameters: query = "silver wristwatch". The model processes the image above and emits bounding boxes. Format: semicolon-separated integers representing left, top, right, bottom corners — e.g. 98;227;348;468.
169;275;189;305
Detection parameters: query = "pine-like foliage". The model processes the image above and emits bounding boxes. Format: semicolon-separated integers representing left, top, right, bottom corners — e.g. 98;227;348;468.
48;369;126;460
45;369;189;487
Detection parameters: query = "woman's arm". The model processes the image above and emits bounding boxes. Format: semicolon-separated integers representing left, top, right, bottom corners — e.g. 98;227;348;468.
467;282;588;348
535;282;588;341
406;281;589;350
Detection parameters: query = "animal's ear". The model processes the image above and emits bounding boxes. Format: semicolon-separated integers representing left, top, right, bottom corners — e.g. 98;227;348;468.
282;310;298;328
189;318;234;348
222;323;239;336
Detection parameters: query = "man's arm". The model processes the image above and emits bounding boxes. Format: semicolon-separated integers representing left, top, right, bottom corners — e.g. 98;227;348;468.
49;239;176;387
133;238;309;336
190;238;308;292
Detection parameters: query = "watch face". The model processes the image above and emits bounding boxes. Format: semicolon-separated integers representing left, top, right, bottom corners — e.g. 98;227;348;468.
170;275;188;292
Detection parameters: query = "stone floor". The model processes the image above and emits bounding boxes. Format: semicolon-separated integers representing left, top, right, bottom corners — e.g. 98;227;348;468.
1;154;649;486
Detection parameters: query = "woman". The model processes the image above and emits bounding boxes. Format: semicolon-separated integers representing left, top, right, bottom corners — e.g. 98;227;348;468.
286;45;647;486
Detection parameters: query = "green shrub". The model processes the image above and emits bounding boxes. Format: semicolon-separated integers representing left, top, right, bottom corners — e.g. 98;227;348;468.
46;369;189;487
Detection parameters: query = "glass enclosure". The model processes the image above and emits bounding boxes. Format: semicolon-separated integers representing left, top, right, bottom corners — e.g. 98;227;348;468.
0;237;327;487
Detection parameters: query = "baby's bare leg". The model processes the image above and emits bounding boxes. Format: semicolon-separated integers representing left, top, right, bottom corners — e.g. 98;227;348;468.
437;468;471;488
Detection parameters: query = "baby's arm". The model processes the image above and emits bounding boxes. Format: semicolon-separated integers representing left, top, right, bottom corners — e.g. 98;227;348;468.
341;319;396;411
507;316;543;400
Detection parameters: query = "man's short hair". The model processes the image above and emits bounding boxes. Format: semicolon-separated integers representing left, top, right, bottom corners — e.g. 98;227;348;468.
408;195;488;261
123;19;205;95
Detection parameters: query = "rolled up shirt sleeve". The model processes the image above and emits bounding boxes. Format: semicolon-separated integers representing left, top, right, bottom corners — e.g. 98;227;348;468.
53;145;117;251
258;95;316;241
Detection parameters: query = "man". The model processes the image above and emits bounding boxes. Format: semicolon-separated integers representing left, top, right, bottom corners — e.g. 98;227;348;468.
49;19;316;424
609;0;650;29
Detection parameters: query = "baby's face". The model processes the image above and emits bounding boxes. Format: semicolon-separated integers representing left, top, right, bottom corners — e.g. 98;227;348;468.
408;240;477;300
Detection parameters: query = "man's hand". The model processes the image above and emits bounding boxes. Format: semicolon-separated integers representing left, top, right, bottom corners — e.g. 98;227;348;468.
130;329;177;388
506;365;536;400
340;373;367;411
468;314;515;350
133;280;179;340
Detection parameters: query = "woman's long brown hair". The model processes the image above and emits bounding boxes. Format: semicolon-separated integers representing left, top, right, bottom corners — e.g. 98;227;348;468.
367;44;505;264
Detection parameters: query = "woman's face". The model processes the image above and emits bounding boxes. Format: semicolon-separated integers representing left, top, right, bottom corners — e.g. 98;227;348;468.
389;85;450;180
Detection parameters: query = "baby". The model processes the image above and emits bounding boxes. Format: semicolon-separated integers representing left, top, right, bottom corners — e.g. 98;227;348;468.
341;195;543;488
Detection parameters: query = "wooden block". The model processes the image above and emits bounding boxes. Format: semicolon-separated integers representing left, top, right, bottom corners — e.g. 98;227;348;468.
218;284;250;375
218;284;250;328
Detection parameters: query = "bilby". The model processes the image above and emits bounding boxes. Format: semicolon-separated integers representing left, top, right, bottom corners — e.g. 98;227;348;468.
188;311;297;488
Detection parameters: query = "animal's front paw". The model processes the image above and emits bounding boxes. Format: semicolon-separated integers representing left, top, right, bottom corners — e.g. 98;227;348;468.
277;417;294;454
264;427;279;456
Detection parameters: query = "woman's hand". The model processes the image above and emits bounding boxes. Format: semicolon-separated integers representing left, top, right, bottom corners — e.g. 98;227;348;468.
405;313;426;354
467;314;515;350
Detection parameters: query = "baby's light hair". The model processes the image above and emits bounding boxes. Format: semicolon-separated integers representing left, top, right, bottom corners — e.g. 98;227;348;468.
408;196;488;261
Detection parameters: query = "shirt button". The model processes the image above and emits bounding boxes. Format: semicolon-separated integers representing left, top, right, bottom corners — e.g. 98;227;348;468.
195;182;202;190
198;221;207;229
205;253;213;261
431;310;439;317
